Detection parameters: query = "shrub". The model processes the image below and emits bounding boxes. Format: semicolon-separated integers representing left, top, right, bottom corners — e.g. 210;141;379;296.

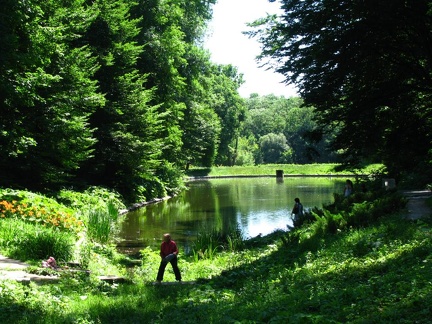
293;188;406;251
0;189;83;233
0;218;74;261
347;201;373;227
56;186;126;212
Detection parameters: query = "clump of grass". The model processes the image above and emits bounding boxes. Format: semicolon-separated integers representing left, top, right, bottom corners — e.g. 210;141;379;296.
86;200;120;244
192;229;223;261
191;225;245;261
0;218;74;261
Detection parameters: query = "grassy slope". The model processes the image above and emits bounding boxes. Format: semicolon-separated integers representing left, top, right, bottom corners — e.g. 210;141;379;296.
4;212;431;323
2;165;431;323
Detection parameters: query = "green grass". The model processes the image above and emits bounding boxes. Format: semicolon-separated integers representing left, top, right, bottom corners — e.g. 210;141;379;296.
186;163;385;177
0;218;75;262
1;186;431;323
2;212;431;323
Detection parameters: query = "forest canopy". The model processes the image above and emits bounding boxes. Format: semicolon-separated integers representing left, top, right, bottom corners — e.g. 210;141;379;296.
248;0;432;183
0;0;251;203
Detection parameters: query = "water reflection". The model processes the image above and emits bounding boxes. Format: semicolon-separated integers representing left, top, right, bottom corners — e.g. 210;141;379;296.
118;177;345;254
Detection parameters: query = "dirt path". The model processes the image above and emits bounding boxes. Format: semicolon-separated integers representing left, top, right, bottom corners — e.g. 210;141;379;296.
0;255;59;283
401;190;432;220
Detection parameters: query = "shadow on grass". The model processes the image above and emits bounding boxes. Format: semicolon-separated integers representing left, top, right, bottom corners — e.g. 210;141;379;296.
185;168;212;177
9;216;432;323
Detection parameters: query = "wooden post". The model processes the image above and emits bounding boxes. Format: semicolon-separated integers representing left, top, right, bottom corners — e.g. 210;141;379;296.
276;170;284;179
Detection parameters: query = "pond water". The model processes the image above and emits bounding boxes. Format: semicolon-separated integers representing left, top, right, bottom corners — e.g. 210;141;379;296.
117;177;347;254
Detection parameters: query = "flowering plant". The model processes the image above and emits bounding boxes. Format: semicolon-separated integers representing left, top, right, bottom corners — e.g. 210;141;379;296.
0;193;84;233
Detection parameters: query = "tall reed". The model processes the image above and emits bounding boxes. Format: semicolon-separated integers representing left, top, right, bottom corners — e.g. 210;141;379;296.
86;200;119;244
191;225;245;261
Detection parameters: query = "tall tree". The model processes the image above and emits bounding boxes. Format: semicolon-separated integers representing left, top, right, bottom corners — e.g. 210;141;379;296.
134;0;190;168
211;65;246;166
77;0;165;202
134;0;246;169
0;0;103;189
249;0;432;179
179;47;222;168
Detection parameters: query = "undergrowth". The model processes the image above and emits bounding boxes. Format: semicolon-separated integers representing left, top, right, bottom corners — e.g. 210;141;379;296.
1;186;431;323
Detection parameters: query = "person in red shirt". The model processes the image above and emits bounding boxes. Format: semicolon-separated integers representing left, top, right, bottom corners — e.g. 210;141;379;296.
156;233;182;283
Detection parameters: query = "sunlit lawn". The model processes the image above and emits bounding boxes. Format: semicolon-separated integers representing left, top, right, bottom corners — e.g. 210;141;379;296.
186;163;385;177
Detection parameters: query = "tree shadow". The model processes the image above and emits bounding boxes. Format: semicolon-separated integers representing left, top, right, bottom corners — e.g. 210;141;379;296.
185;168;212;177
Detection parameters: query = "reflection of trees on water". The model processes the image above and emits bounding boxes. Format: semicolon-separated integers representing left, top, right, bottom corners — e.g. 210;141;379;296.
119;178;345;252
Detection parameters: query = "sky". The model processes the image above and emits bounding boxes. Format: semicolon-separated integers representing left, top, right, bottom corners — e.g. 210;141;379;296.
203;0;298;98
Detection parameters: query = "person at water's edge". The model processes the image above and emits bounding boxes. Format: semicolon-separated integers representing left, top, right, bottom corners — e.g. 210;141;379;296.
292;197;304;227
344;179;353;197
156;233;182;283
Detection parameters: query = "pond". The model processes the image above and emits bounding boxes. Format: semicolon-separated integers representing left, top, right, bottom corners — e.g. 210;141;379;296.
117;177;347;254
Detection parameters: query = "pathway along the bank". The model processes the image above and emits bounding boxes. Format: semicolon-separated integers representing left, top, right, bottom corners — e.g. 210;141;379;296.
401;190;432;220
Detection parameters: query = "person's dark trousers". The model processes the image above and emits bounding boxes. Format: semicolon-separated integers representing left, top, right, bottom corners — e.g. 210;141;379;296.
156;255;181;281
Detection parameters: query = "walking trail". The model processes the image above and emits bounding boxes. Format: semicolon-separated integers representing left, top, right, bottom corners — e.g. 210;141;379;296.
0;255;59;283
1;190;431;283
401;190;432;220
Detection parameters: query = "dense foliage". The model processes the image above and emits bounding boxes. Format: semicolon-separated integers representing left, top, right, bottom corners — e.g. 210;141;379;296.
248;0;432;184
239;94;337;164
0;0;248;203
3;0;429;203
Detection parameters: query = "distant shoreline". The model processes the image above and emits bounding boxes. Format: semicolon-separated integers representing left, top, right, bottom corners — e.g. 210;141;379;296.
186;174;369;180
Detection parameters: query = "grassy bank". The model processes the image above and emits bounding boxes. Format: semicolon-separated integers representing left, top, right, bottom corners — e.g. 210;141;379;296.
1;168;431;323
2;199;431;323
185;163;384;177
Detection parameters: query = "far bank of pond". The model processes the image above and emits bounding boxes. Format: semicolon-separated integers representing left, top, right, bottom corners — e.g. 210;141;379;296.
118;176;349;254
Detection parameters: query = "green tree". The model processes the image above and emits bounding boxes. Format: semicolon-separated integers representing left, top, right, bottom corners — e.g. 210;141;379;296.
242;94;334;163
211;65;246;166
180;61;244;168
259;133;292;164
177;46;222;169
235;136;258;166
0;0;103;189
249;0;432;180
74;0;166;202
134;0;190;167
133;0;225;172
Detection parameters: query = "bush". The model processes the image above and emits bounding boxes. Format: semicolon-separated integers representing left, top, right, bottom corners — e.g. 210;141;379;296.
0;219;74;261
56;186;125;212
293;187;406;249
0;189;83;233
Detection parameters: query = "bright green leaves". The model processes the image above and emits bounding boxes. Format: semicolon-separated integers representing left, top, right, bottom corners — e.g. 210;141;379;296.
0;0;253;201
0;0;103;188
250;0;432;181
